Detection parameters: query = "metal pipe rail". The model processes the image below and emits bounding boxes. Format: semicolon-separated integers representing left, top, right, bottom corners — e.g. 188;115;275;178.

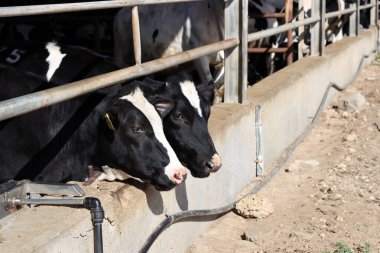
248;47;290;53
359;3;377;10
0;0;202;18
324;3;376;20
247;16;320;43
251;13;286;19
325;7;356;19
0;38;239;122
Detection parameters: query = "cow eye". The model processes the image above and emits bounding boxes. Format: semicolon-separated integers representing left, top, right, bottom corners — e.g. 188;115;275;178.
174;113;184;120
132;127;144;134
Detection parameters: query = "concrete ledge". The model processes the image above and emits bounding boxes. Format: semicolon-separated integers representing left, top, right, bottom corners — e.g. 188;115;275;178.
0;27;377;253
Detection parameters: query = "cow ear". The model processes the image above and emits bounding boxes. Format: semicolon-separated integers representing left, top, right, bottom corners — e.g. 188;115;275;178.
197;80;215;104
152;98;173;118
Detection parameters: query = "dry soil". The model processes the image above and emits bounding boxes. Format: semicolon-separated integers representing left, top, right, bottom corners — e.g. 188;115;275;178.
187;61;380;253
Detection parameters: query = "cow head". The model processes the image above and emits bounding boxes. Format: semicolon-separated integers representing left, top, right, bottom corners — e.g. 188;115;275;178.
160;76;222;178
98;84;187;191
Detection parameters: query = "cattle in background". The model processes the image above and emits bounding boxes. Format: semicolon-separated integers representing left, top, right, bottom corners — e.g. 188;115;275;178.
0;42;187;191
343;0;371;35
113;0;224;86
299;0;362;55
0;4;117;56
247;0;294;83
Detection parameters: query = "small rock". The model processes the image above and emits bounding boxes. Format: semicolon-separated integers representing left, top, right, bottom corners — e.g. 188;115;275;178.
235;195;274;219
341;111;350;118
336;216;344;222
345;133;358;142
345;156;352;162
365;76;377;81
320;233;326;238
368;195;375;201
348;148;356;153
336;163;347;169
340;92;367;112
328;194;342;201
285;159;319;172
241;227;260;244
324;108;340;119
303;160;320;167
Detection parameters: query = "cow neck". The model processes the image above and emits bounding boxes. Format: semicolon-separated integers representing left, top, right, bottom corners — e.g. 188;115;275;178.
14;91;110;181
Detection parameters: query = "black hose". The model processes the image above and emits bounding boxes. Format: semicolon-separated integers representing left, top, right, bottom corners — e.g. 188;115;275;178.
139;46;378;253
83;197;105;253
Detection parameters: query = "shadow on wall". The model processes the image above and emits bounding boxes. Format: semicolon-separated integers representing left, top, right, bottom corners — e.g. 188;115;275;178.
123;178;189;214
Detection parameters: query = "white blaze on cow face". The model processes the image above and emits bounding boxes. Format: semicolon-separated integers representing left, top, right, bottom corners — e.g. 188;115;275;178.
45;42;66;82
180;80;203;117
120;88;186;184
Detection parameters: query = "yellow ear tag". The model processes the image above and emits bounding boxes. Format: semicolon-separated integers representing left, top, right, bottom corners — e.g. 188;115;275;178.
105;113;116;132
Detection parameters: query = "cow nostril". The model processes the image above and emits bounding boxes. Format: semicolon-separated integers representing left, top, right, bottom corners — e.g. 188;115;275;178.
174;172;182;181
171;168;187;184
205;161;214;169
205;159;221;173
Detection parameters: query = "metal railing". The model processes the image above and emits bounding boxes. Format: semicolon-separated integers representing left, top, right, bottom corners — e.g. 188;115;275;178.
0;0;202;17
0;0;378;121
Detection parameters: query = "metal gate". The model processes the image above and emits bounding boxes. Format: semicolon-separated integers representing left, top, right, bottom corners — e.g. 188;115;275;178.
0;0;378;119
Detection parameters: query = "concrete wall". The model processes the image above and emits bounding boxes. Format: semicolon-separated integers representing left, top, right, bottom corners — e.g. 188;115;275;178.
0;27;377;253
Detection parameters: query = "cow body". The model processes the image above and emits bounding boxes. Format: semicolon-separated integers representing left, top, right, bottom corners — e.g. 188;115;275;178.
113;0;224;84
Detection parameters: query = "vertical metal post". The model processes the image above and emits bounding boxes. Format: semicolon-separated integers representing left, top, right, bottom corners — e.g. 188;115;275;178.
319;0;325;56
298;0;305;59
285;0;293;64
310;0;321;56
356;0;360;36
224;0;240;103
255;105;264;176
376;0;379;26
240;0;248;102
131;6;141;65
348;2;356;36
370;0;376;26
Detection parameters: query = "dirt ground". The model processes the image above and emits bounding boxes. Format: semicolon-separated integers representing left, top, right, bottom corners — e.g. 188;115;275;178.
187;62;380;253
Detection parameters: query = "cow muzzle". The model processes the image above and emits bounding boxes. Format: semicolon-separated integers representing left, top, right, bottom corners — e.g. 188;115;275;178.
170;167;187;184
205;154;222;173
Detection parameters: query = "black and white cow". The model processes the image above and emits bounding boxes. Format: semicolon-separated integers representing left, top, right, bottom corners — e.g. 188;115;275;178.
113;0;224;85
0;42;187;191
140;75;221;178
